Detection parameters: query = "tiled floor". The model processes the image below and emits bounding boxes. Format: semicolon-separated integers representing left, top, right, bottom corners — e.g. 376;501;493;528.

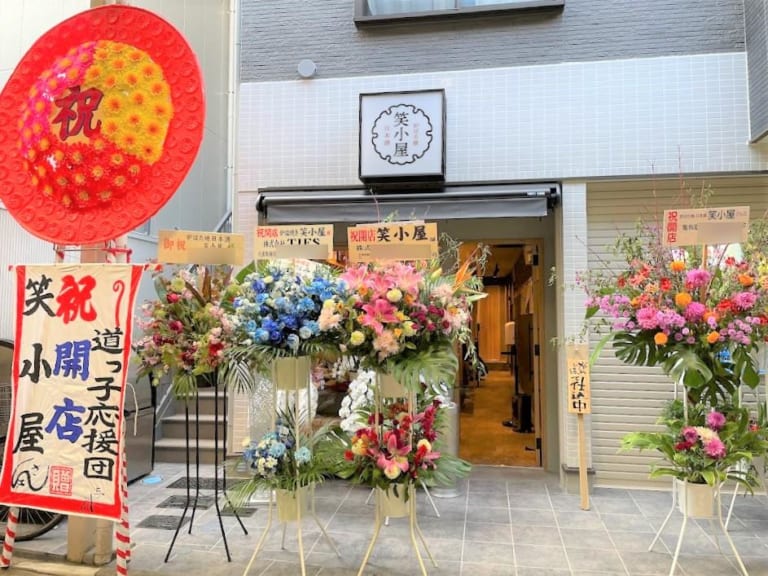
13;463;768;575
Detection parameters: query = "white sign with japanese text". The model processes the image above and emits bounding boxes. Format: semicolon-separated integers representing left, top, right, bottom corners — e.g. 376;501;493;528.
0;265;142;520
567;344;591;415
158;230;244;265
254;225;334;260
662;206;750;247
347;222;439;262
359;90;445;181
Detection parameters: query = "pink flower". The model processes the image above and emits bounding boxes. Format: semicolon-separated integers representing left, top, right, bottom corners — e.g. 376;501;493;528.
703;437;726;459
373;329;400;359
705;411;726;431
685;268;711;289
636;307;660;330
360;298;398;335
166;292;180;303
732;291;758;311
340;265;369;291
682;426;698;444
684;301;706;321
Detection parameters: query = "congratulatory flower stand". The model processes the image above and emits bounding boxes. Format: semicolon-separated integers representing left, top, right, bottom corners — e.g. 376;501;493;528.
242;356;340;576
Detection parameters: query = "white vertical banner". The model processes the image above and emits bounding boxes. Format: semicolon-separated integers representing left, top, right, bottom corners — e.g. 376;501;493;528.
0;264;142;520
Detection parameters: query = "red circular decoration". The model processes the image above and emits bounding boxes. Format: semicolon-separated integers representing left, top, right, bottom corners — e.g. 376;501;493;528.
0;5;205;245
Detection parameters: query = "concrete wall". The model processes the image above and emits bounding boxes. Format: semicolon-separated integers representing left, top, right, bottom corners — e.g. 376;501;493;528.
240;0;745;81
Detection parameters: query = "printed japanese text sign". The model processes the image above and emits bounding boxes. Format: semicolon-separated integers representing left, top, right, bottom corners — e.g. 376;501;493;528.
158;230;244;265
662;207;750;247
0;264;142;521
567;344;591;415
253;225;334;260
347;222;438;262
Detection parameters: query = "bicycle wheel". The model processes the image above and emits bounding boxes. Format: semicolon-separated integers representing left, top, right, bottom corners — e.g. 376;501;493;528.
0;339;65;541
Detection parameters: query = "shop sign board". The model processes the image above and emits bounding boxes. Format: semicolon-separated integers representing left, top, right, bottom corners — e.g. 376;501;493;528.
662;206;749;247
359;90;445;183
158;230;244;265
0;264;142;520
567;344;591;415
347;221;438;262
254;224;334;260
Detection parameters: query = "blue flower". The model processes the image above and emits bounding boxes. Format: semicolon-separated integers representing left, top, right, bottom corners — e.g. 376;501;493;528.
283;315;298;330
297;297;315;314
268;441;286;458
245;320;257;333
295;447;311;464
269;330;282;343
298;326;313;340
250;279;266;292
286;333;300;351
255;328;270;343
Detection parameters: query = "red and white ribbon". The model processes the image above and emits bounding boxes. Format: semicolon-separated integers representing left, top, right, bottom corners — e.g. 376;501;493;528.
116;431;131;575
1;507;19;567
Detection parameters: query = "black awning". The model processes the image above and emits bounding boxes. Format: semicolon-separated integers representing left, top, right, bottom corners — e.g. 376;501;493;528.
255;182;560;224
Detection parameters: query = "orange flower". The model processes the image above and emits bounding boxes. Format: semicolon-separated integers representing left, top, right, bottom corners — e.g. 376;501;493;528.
630;296;641;308
707;331;720;344
654;332;668;346
674;292;692;308
738;274;754;287
670;261;686;273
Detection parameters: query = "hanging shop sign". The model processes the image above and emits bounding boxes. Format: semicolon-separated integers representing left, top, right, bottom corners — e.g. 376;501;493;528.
359;89;445;184
347;221;438;262
158;230;244;265
254;224;334;260
0;5;205;245
662;206;749;247
0;264;142;520
566;344;591;415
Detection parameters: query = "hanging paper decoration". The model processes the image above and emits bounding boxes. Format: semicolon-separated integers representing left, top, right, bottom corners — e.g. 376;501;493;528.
0;5;205;245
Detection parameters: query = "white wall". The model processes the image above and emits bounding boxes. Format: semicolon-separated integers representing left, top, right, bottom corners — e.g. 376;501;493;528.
238;53;768;192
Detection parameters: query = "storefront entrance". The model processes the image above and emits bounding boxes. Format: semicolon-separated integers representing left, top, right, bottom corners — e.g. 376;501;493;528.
456;242;544;467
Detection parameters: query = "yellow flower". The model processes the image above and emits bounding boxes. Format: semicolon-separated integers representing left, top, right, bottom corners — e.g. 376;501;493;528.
386;288;403;303
674;292;692;308
349;331;365;346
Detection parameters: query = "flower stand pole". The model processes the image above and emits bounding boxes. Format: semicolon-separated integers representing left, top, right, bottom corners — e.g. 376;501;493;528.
243;357;340;576
357;373;437;576
647;380;748;576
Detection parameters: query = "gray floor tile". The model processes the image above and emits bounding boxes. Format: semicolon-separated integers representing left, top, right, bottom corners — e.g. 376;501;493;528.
509;507;557;527
560;527;613;550
619;550;678;576
462;540;516;565
466;505;511;524
555;510;606;530
600;513;656;533
516;569;569;576
593;496;642;515
465;521;514;543
514;544;569;570
461;562;516;575
512;525;562;547
566;547;626;573
676;553;742;576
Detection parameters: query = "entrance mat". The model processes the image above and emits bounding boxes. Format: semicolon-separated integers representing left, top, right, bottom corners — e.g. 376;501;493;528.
166;477;240;490
137;515;190;530
221;504;257;517
157;494;215;509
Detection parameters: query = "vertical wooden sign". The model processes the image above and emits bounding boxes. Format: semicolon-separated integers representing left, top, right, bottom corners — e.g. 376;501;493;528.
567;344;591;510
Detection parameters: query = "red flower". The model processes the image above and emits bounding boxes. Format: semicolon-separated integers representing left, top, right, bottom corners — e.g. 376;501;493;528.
674;440;694;452
659;278;672;291
617;276;627;288
344;450;354;461
166;292;180;303
716;298;733;313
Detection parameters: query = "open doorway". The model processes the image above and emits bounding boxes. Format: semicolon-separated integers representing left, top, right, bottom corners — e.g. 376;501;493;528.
458;242;543;467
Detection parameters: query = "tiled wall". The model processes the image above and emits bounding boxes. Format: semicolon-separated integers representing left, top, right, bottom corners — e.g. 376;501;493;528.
238;52;768;193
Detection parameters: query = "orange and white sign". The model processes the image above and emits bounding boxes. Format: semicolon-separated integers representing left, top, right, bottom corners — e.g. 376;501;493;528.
347;221;438;262
158;230;244;265
0;264;141;520
662;206;749;247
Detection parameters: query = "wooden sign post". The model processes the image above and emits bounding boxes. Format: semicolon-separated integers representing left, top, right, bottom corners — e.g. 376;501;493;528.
567;344;591;511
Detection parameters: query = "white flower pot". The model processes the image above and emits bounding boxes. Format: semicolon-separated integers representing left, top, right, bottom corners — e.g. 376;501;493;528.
272;356;311;391
275;486;309;523
675;479;716;519
376;485;411;518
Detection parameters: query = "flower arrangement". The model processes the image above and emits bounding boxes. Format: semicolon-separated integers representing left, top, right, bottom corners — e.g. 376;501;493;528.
579;198;768;403
622;400;768;488
320;245;487;391
335;390;471;493
236;410;336;495
230;261;343;363
134;265;238;397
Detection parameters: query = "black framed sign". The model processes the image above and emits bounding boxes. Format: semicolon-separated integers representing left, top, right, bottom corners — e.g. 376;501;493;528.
359;89;446;184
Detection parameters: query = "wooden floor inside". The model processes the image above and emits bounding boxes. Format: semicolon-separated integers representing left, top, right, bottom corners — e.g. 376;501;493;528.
459;368;538;467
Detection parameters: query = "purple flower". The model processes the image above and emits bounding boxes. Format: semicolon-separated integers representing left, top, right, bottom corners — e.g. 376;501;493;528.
682;426;698;444
706;411;726;431
703;437;726;459
685;269;711;288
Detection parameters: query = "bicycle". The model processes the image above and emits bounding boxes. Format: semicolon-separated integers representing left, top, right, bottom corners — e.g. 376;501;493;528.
0;339;64;541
